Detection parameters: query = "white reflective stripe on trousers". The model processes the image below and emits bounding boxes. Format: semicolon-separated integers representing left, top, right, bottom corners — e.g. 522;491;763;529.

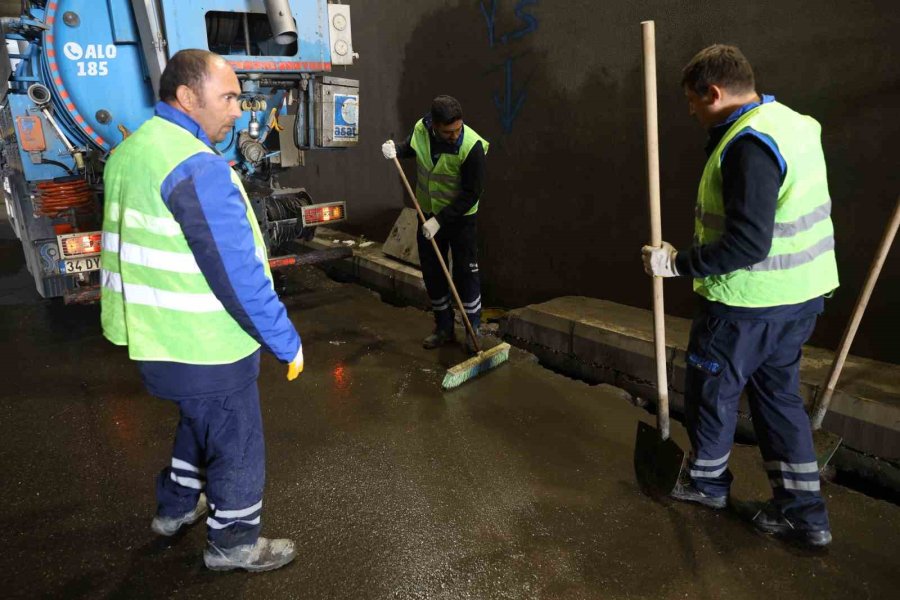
770;477;821;492
691;452;730;467
170;471;204;490
214;500;263;519
431;295;451;311
171;457;201;473
206;516;261;529
462;295;481;309
764;460;819;474
690;465;728;478
462;296;482;314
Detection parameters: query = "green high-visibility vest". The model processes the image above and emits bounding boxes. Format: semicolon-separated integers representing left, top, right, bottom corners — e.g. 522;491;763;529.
100;116;270;364
693;101;839;307
410;119;489;215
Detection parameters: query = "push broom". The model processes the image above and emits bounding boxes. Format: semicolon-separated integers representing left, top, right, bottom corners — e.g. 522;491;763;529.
391;156;511;390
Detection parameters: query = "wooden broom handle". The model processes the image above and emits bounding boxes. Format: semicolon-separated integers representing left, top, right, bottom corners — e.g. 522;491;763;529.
391;156;482;352
811;195;900;429
642;20;670;440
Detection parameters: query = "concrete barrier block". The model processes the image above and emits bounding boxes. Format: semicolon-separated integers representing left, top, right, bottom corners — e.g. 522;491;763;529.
505;306;573;354
505;296;900;463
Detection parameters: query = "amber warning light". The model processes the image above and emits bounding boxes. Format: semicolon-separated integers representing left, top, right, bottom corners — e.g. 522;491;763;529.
58;232;102;258
301;202;347;227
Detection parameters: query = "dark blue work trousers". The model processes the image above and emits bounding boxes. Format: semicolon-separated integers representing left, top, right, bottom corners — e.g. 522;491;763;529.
140;351;265;548
684;312;829;531
417;214;482;332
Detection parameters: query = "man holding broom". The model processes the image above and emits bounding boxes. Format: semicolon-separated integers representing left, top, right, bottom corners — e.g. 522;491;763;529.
382;95;489;355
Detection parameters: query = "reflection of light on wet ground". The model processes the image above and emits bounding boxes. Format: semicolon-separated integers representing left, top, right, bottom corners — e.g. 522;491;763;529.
108;397;136;444
332;363;349;391
111;415;133;441
105;394;147;473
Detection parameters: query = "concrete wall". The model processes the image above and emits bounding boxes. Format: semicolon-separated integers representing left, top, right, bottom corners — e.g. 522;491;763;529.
282;0;900;363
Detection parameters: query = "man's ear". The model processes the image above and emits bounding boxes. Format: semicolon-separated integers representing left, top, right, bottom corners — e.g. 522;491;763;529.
706;84;724;105
174;84;195;111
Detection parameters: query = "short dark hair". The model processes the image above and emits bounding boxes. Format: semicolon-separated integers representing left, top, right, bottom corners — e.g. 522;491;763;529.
430;95;463;125
681;44;755;96
158;49;218;102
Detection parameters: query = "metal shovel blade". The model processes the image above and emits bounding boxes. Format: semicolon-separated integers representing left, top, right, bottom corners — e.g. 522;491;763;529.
813;429;843;472
634;421;686;498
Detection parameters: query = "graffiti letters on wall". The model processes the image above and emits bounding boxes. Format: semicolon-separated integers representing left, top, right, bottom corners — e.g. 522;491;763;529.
479;1;538;133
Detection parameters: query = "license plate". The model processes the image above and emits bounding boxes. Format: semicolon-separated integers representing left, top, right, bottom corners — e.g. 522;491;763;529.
61;255;101;274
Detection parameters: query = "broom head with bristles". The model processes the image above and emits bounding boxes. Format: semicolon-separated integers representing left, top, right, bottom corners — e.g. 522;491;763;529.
441;342;511;390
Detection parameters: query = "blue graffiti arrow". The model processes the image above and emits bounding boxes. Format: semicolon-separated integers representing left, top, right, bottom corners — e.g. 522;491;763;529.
479;0;497;48
493;57;527;133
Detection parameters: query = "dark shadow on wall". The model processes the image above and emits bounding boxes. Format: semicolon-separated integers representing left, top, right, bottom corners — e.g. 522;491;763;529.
395;3;696;336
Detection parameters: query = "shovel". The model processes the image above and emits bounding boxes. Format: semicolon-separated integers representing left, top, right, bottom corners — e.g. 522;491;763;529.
810;195;900;470
633;20;685;497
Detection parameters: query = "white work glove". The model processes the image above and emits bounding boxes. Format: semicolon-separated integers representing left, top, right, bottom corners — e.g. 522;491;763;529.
286;345;304;381
422;216;440;240
641;242;680;277
381;139;396;160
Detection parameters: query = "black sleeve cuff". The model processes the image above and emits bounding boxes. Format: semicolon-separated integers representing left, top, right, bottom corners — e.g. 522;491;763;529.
675;251;692;277
395;133;416;159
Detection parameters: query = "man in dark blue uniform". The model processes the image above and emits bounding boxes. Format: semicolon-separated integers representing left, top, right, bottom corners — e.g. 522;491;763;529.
382;96;489;353
642;45;839;548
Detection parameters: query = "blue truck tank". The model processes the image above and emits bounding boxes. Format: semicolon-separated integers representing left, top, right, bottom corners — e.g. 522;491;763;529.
1;0;359;301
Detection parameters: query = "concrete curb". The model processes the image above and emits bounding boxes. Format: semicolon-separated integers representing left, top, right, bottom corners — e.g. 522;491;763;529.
501;297;900;463
304;228;428;310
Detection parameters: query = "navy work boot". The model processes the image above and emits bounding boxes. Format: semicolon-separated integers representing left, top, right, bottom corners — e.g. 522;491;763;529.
204;537;297;572
151;493;208;536
750;501;832;548
423;328;455;349
671;481;728;509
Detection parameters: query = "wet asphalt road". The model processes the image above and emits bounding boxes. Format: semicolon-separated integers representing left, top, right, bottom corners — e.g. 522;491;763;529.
1;226;899;599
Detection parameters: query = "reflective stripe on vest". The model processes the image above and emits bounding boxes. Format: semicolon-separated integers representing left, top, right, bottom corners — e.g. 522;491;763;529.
693;102;839;307
699;200;833;239
102;269;225;313
409;120;489;215
100;116;266;364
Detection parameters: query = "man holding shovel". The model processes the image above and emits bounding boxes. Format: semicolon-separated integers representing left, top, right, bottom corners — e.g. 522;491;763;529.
382;95;489;354
641;44;839;547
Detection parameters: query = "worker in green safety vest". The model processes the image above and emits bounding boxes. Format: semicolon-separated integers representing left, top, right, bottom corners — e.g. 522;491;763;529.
100;49;302;572
382;96;489;353
641;44;839;548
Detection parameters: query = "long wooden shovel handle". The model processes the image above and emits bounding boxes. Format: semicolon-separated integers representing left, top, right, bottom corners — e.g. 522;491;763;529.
811;195;900;429
391;155;482;353
642;21;670;440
